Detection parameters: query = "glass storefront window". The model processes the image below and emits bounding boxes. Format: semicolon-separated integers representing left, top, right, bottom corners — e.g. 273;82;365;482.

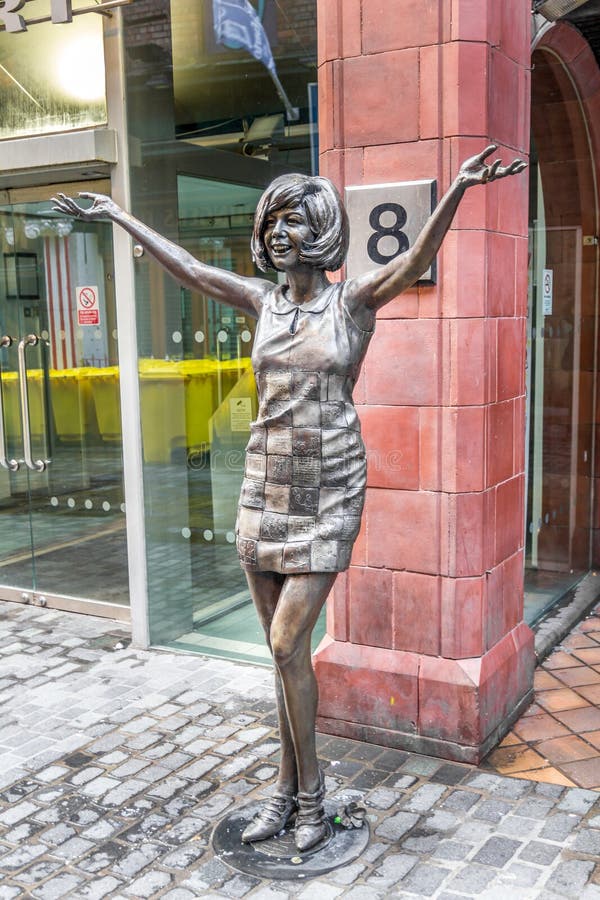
525;48;598;624
0;0;107;140
170;1;318;172
123;0;320;660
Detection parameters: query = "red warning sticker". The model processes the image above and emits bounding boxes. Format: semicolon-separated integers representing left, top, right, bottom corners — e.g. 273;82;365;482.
76;285;100;326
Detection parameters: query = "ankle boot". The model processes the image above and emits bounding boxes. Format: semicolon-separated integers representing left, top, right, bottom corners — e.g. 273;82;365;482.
294;774;328;852
241;790;297;843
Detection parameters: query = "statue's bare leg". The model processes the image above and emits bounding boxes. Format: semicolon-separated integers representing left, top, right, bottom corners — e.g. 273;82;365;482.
241;570;305;844
269;572;336;796
266;571;336;850
245;570;297;794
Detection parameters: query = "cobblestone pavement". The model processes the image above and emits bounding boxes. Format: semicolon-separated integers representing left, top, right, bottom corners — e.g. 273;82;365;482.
2;602;600;899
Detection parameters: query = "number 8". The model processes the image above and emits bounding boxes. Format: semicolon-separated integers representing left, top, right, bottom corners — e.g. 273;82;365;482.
367;203;410;266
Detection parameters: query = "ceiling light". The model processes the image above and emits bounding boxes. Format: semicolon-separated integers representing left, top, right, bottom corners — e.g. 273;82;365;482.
533;0;591;21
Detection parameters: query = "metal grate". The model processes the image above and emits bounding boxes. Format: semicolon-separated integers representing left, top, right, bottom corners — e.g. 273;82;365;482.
534;0;592;20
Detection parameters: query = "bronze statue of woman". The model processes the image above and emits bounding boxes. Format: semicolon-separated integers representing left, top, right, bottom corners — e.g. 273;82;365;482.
53;144;525;853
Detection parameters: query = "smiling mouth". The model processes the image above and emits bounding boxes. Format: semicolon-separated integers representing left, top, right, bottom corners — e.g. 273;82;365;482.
270;243;291;254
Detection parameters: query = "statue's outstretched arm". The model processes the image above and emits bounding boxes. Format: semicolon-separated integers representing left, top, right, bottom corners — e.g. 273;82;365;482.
345;145;527;313
51;192;272;318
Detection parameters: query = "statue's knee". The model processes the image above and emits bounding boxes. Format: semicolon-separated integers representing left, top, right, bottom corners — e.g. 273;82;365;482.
270;631;295;669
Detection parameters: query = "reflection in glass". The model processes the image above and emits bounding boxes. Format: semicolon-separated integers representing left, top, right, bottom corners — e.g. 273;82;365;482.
0;0;106;139
525;48;597;624
0;197;129;606
124;0;322;660
171;1;317;171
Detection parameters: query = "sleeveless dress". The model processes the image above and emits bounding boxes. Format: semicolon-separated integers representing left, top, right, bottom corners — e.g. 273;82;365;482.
236;281;375;574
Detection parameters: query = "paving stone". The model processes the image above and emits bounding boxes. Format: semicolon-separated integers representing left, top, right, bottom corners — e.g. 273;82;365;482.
447;862;496;893
374;811;419;841
179;755;221;780
472;836;522;867
0;843;47;870
471;799;512;823
182;857;230;891
2;821;44;844
80;776;119;798
558;789;598;814
499;862;543;888
331;861;366;885
111;758;150;778
12;861;61;884
572;827;600;855
342;888;386;900
441;789;480;813
540;812;582;841
544;859;596;897
160;843;207;869
244;888;290;900
221;873;262;898
162;891;197;900
361;842;387;864
368;852;417;887
402;782;446;812
41;823;76;846
495;814;540;839
533;783;565;799
30;872;85;898
76;876;123;899
518;839;561;865
298;884;343;899
367;787;399;810
81;818;121;841
112;843;162;878
424;810;461;832
253;766;278;781
161;816;206;845
433;839;475;863
0;886;26;898
103;778;147;806
0;801;39;825
124;869;172;897
401;862;451;894
515;797;555;819
403;828;442;855
35;766;70;783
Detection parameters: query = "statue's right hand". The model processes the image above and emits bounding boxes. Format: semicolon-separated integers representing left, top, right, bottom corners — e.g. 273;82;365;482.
51;191;119;222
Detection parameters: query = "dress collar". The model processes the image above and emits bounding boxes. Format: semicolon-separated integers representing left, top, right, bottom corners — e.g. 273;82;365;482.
269;282;336;316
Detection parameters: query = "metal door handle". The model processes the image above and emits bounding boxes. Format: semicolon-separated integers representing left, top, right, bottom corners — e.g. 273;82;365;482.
17;334;46;473
0;335;18;471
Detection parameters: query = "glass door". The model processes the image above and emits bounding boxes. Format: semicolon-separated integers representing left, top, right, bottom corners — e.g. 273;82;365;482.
0;183;129;617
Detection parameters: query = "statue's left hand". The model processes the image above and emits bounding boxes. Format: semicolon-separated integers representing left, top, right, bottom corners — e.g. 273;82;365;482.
457;144;527;189
51;191;119;222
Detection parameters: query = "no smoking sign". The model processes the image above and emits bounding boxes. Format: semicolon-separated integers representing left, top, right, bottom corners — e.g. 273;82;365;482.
76;285;100;326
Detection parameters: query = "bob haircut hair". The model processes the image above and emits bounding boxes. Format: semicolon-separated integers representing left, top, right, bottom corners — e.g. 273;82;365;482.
251;174;349;273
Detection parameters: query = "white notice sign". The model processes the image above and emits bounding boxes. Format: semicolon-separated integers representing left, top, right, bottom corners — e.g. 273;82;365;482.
542;269;553;316
230;397;253;433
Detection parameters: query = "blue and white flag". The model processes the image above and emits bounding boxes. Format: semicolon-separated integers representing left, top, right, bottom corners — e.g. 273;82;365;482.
213;0;276;75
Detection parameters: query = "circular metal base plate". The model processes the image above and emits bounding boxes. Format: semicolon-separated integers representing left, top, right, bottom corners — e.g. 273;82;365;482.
212;799;370;880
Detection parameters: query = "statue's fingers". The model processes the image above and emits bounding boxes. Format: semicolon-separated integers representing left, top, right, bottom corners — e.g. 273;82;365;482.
511;159;527;173
78;191;98;200
490;159;502;177
476;144;498;163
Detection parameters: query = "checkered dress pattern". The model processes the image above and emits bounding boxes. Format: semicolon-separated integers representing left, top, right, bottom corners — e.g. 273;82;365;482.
236;282;375;574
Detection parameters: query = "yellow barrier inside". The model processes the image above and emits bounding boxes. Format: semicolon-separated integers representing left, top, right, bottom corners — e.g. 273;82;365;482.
1;369;46;441
50;367;99;441
84;367;122;443
1;359;254;463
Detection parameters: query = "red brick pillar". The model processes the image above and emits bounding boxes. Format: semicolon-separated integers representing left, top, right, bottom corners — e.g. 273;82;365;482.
314;0;535;764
